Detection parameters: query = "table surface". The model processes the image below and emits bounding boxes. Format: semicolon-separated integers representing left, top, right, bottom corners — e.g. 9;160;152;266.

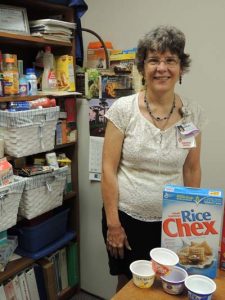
111;269;225;300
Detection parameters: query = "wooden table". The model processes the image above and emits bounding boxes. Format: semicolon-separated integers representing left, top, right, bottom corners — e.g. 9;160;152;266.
111;269;225;300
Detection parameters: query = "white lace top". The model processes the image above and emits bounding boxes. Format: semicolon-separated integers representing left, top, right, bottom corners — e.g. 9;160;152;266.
105;93;206;222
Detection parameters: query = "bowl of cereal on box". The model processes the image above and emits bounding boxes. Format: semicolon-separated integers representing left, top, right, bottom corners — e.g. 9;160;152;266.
129;260;155;288
150;247;179;276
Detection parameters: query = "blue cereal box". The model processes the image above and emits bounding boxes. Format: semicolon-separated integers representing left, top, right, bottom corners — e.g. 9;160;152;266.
161;185;224;279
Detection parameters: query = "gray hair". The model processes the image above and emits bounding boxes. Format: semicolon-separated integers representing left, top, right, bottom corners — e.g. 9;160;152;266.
136;25;191;74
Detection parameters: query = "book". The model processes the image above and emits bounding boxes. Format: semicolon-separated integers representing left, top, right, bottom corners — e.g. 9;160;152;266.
33;264;47;300
48;251;62;293
18;272;31;300
85;69;100;99
4;280;16;300
25;268;40;300
59;247;69;290
12;276;23;300
67;242;79;287
99;74;132;99
0;284;7;300
38;259;57;300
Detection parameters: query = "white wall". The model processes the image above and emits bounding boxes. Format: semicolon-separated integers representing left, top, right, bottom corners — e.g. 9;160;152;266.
79;1;225;298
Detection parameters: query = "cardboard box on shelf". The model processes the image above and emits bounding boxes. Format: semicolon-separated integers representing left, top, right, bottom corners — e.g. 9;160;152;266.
161;185;224;279
56;55;75;92
87;41;113;69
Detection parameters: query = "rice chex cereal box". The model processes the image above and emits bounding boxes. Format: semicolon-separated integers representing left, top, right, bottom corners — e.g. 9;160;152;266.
220;206;225;270
161;185;224;279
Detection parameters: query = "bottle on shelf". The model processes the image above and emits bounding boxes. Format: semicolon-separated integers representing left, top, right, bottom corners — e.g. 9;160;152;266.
18;59;28;96
3;55;19;96
41;46;58;92
25;68;38;96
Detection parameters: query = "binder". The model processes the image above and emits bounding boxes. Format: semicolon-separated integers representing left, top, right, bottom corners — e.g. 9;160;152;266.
12;275;23;300
25;267;40;300
59;247;69;290
67;242;79;287
38;258;57;300
18;272;31;300
0;284;7;300
4;280;16;300
33;264;47;300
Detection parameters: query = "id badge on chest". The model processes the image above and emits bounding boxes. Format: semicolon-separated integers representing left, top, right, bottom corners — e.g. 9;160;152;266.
176;122;199;149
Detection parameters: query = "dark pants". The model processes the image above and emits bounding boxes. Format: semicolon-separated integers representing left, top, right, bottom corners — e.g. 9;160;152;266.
102;208;162;279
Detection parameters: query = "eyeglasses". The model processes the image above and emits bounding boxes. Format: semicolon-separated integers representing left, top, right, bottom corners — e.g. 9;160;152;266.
145;57;180;67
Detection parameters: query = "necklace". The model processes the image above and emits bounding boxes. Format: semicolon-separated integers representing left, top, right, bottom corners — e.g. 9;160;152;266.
144;92;176;122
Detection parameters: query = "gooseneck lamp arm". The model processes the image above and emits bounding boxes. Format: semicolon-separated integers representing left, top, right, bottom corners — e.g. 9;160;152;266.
80;27;110;69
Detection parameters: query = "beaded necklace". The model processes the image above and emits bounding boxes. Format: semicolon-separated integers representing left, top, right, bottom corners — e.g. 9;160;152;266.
144;92;176;122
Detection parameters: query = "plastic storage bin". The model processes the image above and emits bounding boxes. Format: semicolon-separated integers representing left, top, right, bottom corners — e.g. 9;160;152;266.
0;106;59;157
0;177;25;232
10;207;70;252
18;166;68;219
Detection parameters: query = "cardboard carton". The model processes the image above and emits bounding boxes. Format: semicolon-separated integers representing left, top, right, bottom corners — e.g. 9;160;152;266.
161;185;224;279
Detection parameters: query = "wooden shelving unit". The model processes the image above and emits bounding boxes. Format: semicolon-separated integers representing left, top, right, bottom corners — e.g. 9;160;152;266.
0;1;80;299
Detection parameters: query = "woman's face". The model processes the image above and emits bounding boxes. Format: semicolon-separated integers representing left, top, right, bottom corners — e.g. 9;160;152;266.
143;50;181;94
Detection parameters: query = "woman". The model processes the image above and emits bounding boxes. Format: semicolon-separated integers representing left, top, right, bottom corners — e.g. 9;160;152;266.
101;25;206;290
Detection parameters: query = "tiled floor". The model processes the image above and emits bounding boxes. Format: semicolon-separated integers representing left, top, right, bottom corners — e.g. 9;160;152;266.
70;290;105;300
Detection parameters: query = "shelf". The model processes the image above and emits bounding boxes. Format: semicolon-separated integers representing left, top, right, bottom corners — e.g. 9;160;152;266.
0;31;72;48
63;191;77;202
0;91;81;103
58;285;79;300
55;142;76;150
0;257;34;283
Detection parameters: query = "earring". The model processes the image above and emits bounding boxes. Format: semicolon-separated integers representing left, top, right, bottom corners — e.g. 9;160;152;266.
179;75;182;85
142;77;145;86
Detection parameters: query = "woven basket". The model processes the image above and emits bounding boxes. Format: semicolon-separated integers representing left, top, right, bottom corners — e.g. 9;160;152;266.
0;107;59;157
18;166;68;220
0;177;26;231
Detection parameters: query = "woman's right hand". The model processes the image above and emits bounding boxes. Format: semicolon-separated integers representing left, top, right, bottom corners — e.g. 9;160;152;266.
106;224;131;259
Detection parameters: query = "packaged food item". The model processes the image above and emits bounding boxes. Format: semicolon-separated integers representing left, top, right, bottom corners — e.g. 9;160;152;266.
45;152;59;170
0;157;14;186
29;97;56;109
161;185;224;279
56;55;75;91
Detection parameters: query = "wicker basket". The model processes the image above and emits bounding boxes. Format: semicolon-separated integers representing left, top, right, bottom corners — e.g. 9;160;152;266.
0;177;26;231
0;107;59;158
18;166;68;220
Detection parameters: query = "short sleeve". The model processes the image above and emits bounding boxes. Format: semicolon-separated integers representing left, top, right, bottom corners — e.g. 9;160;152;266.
191;102;208;132
105;96;133;134
184;99;208;132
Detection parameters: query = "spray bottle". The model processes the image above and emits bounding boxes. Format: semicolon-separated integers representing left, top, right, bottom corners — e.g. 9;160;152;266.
41;46;58;92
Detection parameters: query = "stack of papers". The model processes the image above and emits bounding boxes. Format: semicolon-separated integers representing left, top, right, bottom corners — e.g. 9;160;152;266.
29;19;76;43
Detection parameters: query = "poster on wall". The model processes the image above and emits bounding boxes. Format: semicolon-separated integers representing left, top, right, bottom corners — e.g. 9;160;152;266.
88;98;116;181
89;98;115;137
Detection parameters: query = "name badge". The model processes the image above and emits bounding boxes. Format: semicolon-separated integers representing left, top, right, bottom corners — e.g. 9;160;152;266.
177;122;199;138
176;128;196;149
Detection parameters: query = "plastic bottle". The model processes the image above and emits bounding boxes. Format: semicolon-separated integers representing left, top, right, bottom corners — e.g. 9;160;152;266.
19;75;28;96
42;46;58;92
26;68;37;96
3;57;19;95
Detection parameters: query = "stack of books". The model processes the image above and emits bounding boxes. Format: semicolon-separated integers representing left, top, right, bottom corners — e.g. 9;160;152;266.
29;19;76;43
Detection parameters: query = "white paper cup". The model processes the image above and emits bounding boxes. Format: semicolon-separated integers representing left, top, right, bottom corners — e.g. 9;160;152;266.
161;266;188;295
130;260;155;288
185;275;216;300
150;247;179;276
